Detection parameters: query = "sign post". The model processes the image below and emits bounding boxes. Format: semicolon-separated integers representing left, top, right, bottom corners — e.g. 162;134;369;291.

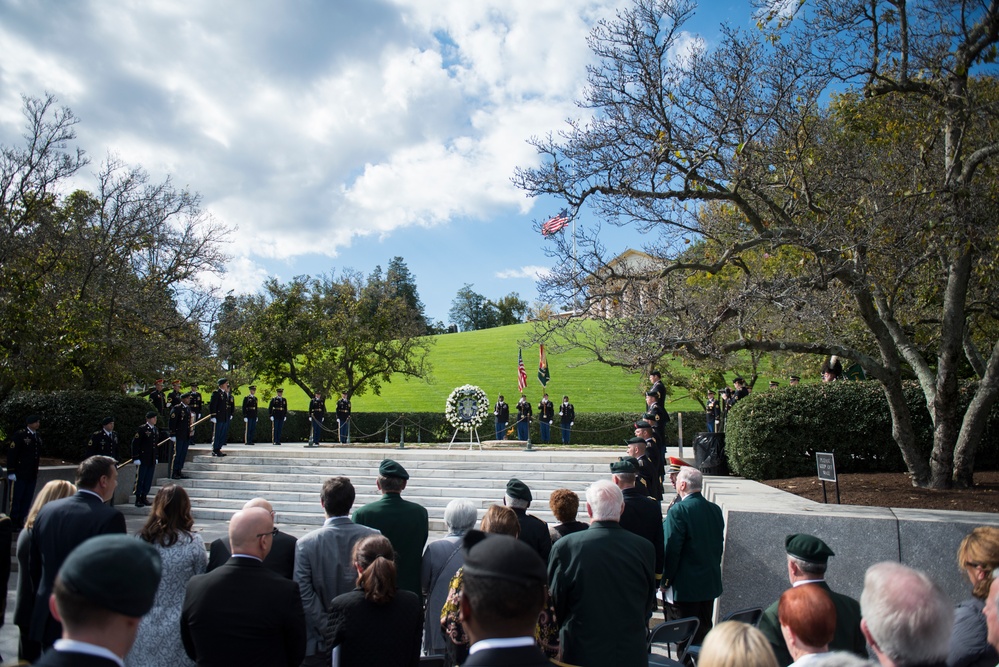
815;452;840;504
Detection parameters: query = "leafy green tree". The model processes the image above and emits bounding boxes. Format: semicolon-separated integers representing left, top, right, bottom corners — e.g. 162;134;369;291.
449;284;499;331
490;293;529;326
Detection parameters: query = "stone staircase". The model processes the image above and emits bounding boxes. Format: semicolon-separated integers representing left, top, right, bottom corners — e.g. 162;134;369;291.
119;444;637;541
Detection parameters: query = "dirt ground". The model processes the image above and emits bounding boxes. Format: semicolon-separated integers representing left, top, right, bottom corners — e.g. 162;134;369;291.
762;470;999;513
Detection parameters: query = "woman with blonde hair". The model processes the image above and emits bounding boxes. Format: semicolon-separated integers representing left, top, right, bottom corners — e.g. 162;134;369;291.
327;534;423;667
699;621;779;667
14;479;77;662
948;526;999;667
125;484;207;667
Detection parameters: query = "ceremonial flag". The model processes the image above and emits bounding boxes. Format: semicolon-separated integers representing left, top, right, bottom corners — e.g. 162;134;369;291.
541;209;570;236
538;344;550;387
517;349;528;393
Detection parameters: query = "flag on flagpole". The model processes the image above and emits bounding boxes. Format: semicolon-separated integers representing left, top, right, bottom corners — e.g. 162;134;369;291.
517;349;528;393
541;209;570;236
538;344;550;387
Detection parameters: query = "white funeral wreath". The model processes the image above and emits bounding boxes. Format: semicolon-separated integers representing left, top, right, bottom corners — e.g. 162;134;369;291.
445;384;489;432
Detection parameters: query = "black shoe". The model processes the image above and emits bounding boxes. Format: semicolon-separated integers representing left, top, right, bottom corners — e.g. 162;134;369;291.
246;442;255;446
211;451;227;457
143;497;153;506
172;472;188;480
274;443;281;446
135;501;143;508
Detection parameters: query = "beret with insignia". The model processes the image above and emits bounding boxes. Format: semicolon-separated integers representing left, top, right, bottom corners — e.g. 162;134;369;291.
378;458;409;480
505;478;532;502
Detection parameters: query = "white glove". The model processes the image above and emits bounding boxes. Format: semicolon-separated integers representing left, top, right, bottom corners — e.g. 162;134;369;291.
170;437;176;442
558;411;562;416
244;417;248;422
570;422;574;426
7;474;15;481
270;416;274;421
134;460;141;466
210;418;217;424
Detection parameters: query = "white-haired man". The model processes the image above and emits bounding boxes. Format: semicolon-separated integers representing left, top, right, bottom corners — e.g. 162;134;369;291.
661;466;724;644
548;479;655;667
860;562;952;667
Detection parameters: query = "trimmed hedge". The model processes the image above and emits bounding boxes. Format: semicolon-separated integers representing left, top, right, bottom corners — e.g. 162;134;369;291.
725;381;999;480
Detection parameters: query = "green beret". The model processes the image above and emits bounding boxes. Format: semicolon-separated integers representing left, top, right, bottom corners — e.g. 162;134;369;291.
610;457;639;474
626;436;646;446
378;458;409;480
634;420;652;430
505;478;532;502
462;531;546;586
145;411;158;419
785;533;835;564
25;414;40;425
101;416;115;426
58;534;162;617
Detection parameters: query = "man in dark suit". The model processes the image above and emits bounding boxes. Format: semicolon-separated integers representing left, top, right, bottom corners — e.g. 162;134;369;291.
294;476;379;666
352;459;428;598
612;458;664;591
661;467;724;644
207;498;297;579
32;534;161;667
549;479;655;667
504;479;551;563
460;531;555;667
758;534;867;666
181;506;306;667
30;456;127;649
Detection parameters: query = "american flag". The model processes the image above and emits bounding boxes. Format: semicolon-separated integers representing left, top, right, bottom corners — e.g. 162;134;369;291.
541;209;570;235
517;349;528;392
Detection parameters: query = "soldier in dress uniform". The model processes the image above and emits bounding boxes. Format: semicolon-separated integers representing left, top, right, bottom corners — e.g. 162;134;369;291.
625;437;660;500
537;393;554;443
87;416;119;461
515;394;532;441
209;378;234;457
648;370;667;412
168;379;184;408
705;390;720;432
335;392;351;443
733;377;751;400
170;393;193;479
131;411;161;507
187;383;203;442
242;385;258;446
7;415;42;528
644;391;669;448
634;420;664;499
308;391;325;447
493;395;509;440
148;379;167;416
612;457;665;592
559;395;575;444
269;388;288;446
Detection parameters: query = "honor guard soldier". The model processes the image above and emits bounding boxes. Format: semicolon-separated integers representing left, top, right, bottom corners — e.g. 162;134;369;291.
558;395;575;444
209;378;234;457
613;457;666;591
335;391;351;443
168;379;184;408
537;393;554;443
87;417;119;461
493;395;509;440
7;414;42;529
644;391;669;445
648;370;667;411
515;394;532;441
131;411;161;507
308;391;325;447
705;391;720;432
148;378;167;416
733;377;751;399
269;388;288;446
170;393;193;479
625;437;660;500
242;385;258;445
188;383;203;441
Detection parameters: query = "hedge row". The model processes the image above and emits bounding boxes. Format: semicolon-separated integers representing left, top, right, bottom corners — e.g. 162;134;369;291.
724;381;999;480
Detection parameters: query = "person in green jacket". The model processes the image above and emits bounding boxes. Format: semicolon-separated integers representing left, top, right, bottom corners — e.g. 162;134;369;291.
351;459;428;599
661;466;725;645
758;534;868;666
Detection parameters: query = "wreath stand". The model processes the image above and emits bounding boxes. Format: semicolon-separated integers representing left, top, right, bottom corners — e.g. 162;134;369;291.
448;425;481;451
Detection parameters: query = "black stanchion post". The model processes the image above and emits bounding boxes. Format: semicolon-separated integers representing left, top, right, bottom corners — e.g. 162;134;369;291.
399;416;406;449
384;418;389;444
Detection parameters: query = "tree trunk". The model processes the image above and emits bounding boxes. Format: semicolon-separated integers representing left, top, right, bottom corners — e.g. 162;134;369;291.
953;340;999;487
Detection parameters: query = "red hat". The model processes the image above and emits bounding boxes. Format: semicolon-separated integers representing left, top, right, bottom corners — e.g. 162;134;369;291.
665;456;692;475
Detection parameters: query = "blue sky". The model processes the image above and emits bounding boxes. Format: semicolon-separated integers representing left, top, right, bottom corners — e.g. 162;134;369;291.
0;0;759;324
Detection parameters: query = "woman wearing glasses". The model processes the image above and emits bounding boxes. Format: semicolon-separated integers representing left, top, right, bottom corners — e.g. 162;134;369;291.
948;527;999;667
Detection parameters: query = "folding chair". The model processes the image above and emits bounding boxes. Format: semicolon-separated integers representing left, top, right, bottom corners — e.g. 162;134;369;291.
684;607;764;663
648;616;699;667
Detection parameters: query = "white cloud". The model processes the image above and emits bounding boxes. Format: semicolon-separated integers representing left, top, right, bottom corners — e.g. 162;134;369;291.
496;265;552;280
211;257;273;296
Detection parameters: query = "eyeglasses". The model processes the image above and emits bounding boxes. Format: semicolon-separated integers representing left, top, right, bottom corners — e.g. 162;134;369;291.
256;528;278;539
965;561;991;570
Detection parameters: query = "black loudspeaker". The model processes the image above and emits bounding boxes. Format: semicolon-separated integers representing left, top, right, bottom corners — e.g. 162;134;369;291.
693;432;728;476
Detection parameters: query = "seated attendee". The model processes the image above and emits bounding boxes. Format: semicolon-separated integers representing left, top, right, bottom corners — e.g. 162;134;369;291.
948;527;999;667
548;488;587;542
860;562;953;667
779;584;837;667
326;534;423;667
700;621;779;667
33;534;162;667
459;531;553;666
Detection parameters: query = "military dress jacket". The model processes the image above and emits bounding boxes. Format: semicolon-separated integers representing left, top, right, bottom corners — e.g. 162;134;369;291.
548;520;655;667
336;398;351;421
516;400;533;421
352;493;429;598
662;491;724;603
169;403;192;436
209;389;235;422
758;581;867;667
538;400;555;424
131;422;159;463
558;403;575;425
242;394;258;418
269;396;288;419
494;401;510;422
86;429;118;460
309;398;326;420
7;428;41;478
620;486;665;584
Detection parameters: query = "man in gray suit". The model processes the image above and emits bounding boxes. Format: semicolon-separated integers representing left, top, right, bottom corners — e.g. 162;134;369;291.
293;477;380;667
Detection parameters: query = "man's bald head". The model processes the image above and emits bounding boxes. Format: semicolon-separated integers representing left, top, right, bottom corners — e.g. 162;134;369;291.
243;497;274;514
229;507;274;558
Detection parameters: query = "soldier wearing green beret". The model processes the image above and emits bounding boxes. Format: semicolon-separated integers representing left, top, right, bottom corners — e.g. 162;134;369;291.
757;534;867;666
612;457;665;589
352;459;429;599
